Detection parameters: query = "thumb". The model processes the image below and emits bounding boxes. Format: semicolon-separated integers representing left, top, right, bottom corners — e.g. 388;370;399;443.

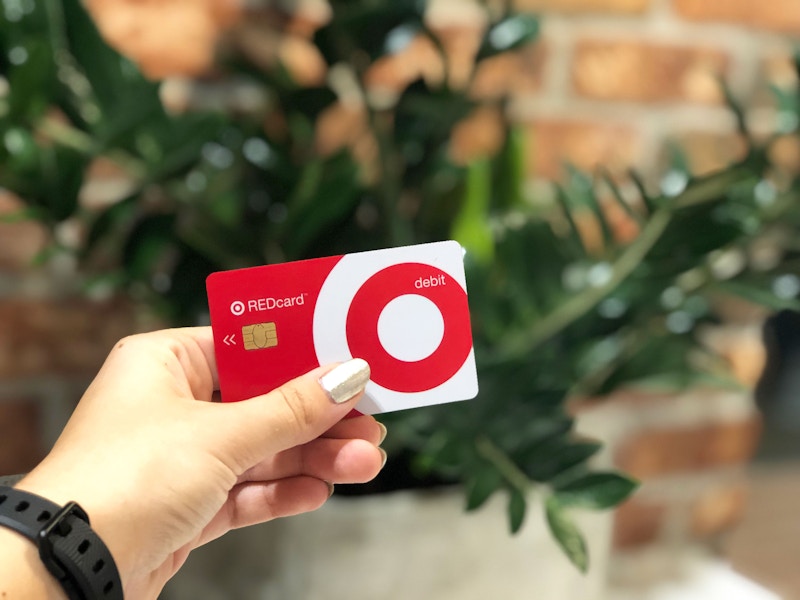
203;359;371;471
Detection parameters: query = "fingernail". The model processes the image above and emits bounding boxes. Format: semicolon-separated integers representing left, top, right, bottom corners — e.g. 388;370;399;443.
326;481;335;498
379;447;388;469
377;422;388;445
319;358;370;404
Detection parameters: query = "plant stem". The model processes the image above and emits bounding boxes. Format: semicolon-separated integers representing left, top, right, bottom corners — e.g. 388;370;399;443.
475;434;532;495
369;108;407;245
496;165;753;361
37;117;95;153
37;116;147;180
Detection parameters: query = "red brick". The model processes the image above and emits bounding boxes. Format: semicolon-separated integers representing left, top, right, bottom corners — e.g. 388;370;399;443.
314;104;377;180
615;417;762;479
674;0;800;34
471;42;547;99
450;106;506;165
0;299;137;378
690;482;748;538
0;399;44;475
667;131;748;176
85;0;242;78
234;22;327;88
526;119;641;179
572;197;641;255
762;53;799;91
613;497;666;548
700;325;766;387
515;0;650;14
80;158;137;210
366;27;480;93
572;40;728;104
365;25;545;97
769;135;800;175
0;193;48;271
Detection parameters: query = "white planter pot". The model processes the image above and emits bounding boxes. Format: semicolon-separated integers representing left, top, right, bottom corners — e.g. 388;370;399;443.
264;487;612;600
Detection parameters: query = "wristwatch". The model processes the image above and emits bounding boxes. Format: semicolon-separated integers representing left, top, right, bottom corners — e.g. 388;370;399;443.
0;485;123;600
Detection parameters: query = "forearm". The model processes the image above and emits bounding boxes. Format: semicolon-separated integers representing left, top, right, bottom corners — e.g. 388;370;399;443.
0;528;67;599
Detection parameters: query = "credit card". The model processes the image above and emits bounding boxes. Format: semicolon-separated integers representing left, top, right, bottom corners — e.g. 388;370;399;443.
206;240;478;415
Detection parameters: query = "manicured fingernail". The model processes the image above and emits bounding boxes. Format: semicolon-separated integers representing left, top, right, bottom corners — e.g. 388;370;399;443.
319;358;370;404
379;447;388;469
377;422;388;445
326;481;335;498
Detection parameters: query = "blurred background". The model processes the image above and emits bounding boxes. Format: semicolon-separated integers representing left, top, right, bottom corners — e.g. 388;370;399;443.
2;0;800;598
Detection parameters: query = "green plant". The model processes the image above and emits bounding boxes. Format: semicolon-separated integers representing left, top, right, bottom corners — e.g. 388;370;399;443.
3;0;799;572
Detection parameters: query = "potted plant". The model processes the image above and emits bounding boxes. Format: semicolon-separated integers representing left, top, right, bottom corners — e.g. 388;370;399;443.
2;1;797;596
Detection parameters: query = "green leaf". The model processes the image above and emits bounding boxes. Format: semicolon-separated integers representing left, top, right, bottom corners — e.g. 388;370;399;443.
555;472;638;510
83;196;138;257
545;496;589;573
452;158;494;263
565;164;614;248
0;206;47;224
42;145;88;221
714;280;800;312
720;78;749;137
507;488;527;534
599;168;640;223
122;214;177;279
491;125;526;211
476;14;539;61
314;0;426;64
285;87;339;124
554;184;588;257
281;152;361;258
465;466;503;512
628;169;656;214
523;440;602;483
165;247;219;324
394;79;474;150
6;39;55;121
60;0;144;116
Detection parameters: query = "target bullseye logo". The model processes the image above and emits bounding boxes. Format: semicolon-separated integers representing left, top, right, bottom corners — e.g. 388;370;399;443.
230;300;246;316
312;241;478;414
378;295;444;362
345;263;472;393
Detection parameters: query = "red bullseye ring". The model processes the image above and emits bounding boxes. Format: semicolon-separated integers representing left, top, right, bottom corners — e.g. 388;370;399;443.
345;263;473;393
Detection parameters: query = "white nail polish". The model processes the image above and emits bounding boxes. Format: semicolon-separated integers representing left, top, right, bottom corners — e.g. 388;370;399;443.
319;359;370;404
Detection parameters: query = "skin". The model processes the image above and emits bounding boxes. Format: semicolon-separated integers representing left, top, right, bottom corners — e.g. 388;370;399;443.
0;327;386;599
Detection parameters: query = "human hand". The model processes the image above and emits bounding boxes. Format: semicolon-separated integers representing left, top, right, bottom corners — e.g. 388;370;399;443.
12;327;386;599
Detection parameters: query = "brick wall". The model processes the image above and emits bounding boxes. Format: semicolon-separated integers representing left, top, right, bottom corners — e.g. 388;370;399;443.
2;0;795;591
0;190;141;474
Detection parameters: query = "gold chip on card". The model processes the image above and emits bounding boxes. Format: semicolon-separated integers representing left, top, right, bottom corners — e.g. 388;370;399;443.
242;322;278;350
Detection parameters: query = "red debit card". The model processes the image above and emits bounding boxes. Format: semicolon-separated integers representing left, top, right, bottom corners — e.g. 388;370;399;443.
206;240;478;415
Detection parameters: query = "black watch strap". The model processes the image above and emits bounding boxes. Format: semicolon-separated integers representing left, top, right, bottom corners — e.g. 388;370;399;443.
0;486;123;600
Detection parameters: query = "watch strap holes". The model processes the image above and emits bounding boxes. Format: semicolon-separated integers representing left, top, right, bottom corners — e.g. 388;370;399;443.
0;494;6;505
78;539;90;554
36;510;51;522
103;581;114;594
93;559;105;573
14;500;29;512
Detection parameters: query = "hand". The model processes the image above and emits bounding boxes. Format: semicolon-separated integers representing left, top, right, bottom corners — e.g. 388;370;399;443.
11;327;386;599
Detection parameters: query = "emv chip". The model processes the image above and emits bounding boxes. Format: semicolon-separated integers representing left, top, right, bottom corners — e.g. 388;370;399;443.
242;322;278;350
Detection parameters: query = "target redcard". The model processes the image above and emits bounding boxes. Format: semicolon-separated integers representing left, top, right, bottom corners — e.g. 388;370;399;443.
206;240;478;415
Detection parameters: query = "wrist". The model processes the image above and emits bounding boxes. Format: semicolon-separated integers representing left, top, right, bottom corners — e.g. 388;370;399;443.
0;524;68;599
0;480;125;600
